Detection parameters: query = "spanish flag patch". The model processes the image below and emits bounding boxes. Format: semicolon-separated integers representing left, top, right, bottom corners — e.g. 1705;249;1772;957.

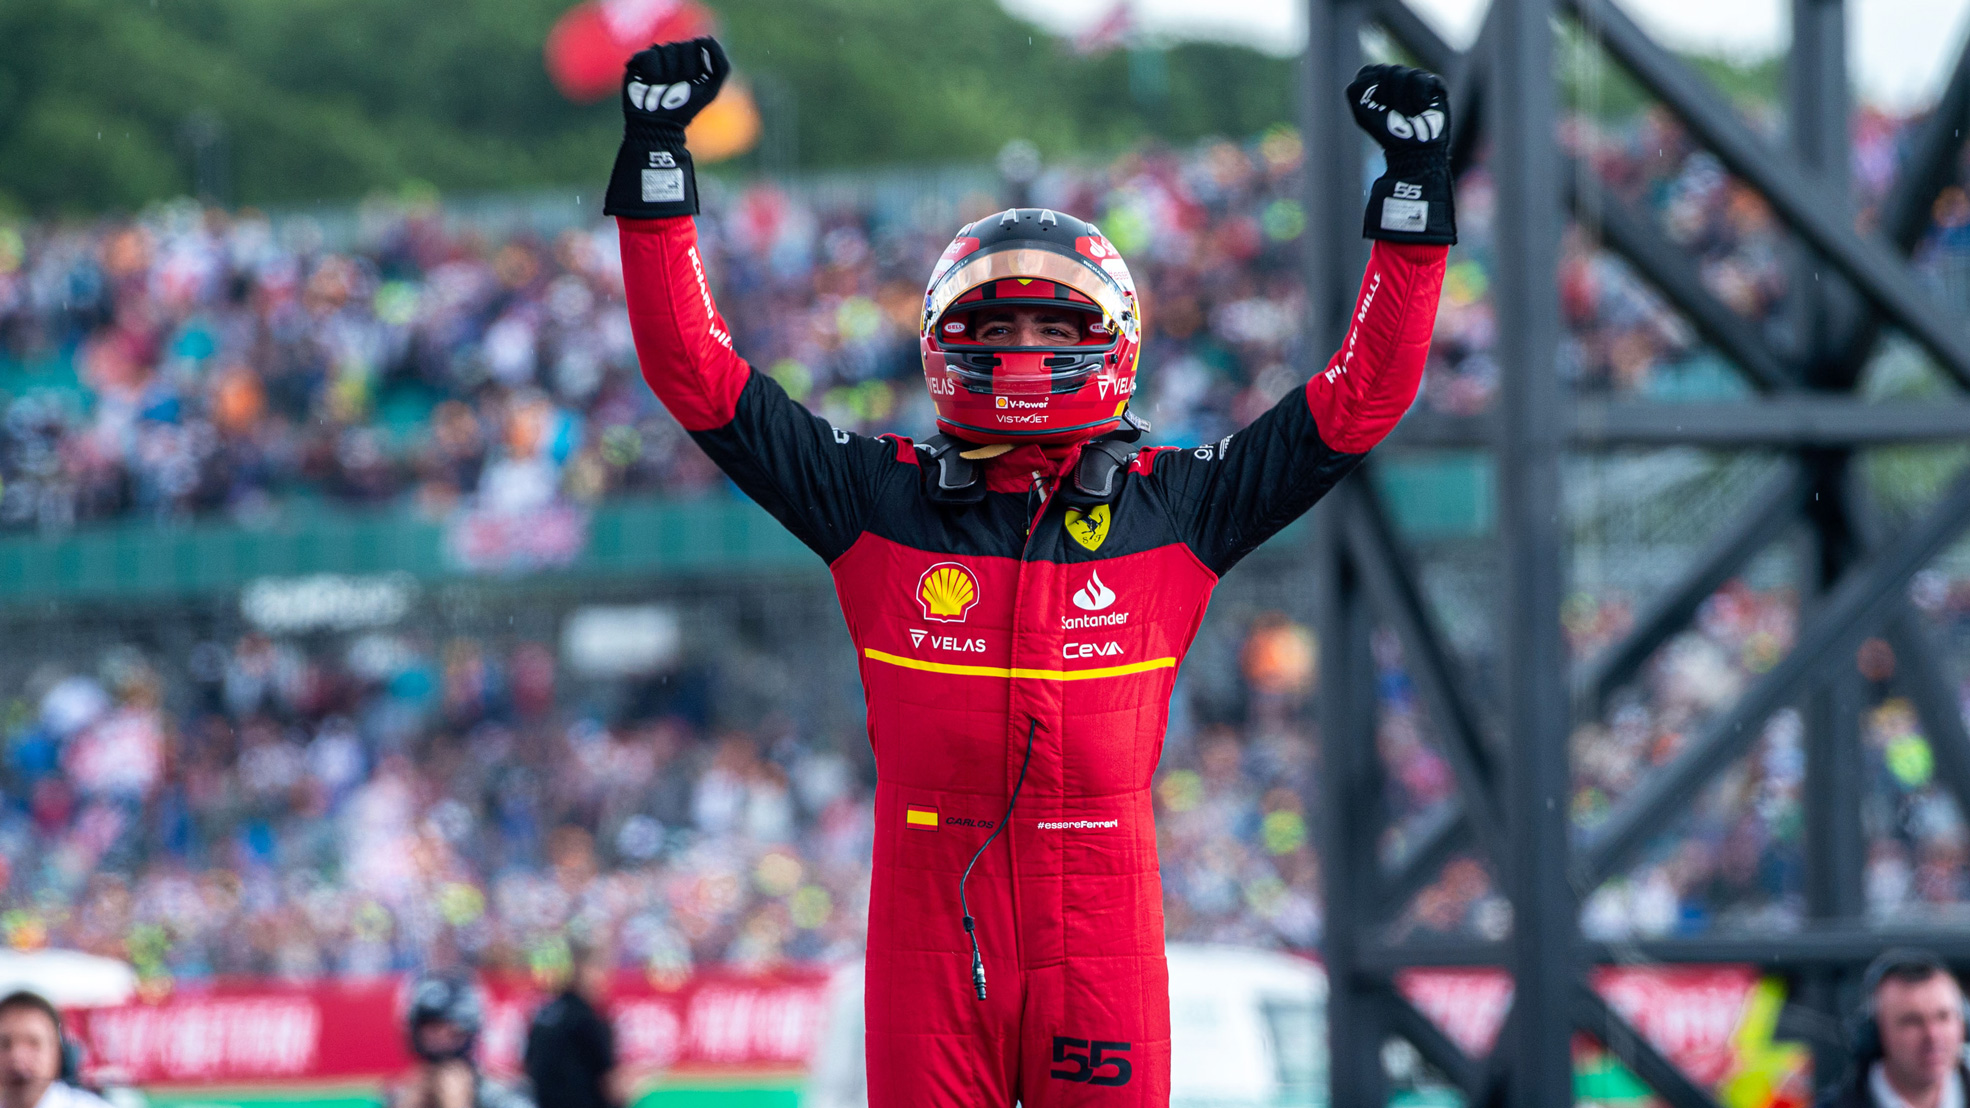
905;805;940;831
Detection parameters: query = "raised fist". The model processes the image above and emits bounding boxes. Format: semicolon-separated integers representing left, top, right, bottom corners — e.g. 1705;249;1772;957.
1346;64;1456;244
606;36;729;219
1347;64;1449;152
622;37;730;135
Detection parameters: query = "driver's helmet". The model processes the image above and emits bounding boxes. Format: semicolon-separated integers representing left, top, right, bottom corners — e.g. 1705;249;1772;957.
919;208;1142;443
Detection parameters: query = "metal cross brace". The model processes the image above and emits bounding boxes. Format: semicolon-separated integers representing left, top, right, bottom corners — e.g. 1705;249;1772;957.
1319;1;1970;1104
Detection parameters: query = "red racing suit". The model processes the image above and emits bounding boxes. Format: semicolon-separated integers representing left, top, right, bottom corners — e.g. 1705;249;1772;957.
619;215;1446;1107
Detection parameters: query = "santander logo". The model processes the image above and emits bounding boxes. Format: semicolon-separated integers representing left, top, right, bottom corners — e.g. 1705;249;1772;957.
1072;570;1116;612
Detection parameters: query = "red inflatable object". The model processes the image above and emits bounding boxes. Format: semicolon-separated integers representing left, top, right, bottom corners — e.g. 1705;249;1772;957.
544;0;716;103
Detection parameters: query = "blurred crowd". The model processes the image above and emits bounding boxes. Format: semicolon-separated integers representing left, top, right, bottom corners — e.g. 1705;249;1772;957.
2;625;877;980
0;126;1318;533
1568;565;1970;939
0;606;1325;980
4;95;1970;974
17;555;1970;979
22;563;1970;978
2;98;1961;532
1380;562;1970;943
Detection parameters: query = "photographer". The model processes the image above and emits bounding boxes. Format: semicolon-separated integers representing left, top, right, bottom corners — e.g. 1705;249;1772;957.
1821;949;1970;1108
390;977;532;1108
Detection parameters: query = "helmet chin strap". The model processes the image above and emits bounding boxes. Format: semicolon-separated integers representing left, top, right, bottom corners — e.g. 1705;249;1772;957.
958;443;1016;461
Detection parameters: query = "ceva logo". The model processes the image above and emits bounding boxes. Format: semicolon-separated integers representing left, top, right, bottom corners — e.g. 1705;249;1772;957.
1072;569;1116;612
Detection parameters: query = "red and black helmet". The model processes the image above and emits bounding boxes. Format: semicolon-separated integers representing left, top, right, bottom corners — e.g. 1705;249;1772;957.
920;208;1142;444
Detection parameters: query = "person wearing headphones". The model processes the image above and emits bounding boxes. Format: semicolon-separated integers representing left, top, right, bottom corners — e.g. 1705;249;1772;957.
1821;949;1970;1108
0;991;108;1108
391;977;533;1108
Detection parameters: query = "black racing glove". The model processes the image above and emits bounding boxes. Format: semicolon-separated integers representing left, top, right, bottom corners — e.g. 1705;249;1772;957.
1348;64;1457;245
603;36;731;219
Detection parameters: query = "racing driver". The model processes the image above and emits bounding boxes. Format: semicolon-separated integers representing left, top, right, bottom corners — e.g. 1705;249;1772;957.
603;37;1454;1108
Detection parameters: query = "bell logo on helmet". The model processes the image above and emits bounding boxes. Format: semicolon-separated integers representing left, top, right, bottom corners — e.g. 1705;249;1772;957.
1065;507;1112;554
917;562;981;623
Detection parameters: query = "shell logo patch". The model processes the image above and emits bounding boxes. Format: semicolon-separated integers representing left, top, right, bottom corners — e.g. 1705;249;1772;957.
1065;504;1111;552
917;562;981;623
905;805;940;830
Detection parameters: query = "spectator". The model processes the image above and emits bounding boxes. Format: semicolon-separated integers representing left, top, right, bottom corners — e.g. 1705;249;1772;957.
392;977;532;1108
524;939;619;1108
0;991;107;1108
1817;949;1969;1108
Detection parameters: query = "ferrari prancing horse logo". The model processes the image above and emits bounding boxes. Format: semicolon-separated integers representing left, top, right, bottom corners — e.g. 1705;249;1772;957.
1065;505;1111;552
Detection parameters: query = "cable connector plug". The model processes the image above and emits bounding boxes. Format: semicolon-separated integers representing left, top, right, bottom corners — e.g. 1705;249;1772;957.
963;915;987;1000
955;719;1036;1005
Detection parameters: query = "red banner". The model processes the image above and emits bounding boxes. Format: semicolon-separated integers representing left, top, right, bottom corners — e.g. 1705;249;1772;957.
478;970;832;1077
1393;967;1516;1058
1395;964;1762;1079
68;968;833;1087
70;962;1776;1094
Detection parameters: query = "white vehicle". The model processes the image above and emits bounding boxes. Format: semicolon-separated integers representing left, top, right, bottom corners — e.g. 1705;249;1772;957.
805;943;1328;1108
0;949;137;1008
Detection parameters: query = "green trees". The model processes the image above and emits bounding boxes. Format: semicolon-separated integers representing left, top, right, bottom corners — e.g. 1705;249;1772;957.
0;0;614;212
0;0;1294;214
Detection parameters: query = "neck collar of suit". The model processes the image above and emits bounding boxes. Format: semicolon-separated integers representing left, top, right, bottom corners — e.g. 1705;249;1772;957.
977;441;1083;494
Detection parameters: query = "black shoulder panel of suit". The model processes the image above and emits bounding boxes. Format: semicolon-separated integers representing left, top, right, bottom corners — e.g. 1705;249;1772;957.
1140;384;1364;576
864;487;1039;559
687;367;1364;573
686;370;911;564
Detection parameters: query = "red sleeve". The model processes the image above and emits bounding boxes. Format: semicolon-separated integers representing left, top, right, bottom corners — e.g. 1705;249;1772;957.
1304;240;1447;453
615;215;905;564
1146;240;1448;574
617;216;750;431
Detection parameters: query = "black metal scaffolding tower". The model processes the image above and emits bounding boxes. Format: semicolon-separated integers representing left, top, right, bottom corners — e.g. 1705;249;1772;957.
1304;0;1970;1103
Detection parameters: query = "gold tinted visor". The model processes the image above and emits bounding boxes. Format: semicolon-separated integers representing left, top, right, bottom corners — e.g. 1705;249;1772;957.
926;246;1135;341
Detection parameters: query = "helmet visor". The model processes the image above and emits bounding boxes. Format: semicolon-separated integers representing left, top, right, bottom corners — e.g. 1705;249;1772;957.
925;243;1135;343
940;300;1108;348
